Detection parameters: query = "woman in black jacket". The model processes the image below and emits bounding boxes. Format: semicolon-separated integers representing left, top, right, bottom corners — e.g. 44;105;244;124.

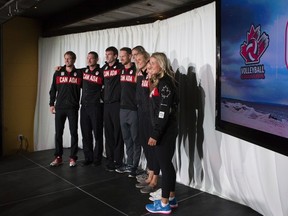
145;52;178;214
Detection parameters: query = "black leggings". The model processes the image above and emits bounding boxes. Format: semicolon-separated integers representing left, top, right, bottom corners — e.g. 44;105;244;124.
154;121;177;199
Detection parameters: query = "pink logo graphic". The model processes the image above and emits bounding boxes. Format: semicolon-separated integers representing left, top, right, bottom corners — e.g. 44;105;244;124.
240;25;269;64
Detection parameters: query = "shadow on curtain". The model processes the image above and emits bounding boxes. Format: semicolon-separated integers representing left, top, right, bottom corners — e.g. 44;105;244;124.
175;66;205;185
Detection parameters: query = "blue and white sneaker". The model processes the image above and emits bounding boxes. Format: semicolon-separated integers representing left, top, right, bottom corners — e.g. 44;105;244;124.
145;200;171;214
115;164;132;173
169;197;178;208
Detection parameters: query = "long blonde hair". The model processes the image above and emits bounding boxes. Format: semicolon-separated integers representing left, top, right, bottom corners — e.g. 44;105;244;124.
149;52;175;90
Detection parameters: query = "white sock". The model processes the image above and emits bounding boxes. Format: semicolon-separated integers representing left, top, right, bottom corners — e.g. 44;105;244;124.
161;201;168;207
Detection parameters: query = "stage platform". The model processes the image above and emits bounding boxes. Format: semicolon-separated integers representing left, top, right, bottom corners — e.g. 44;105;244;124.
0;149;262;216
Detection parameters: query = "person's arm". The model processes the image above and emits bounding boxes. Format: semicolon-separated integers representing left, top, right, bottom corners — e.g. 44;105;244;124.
49;72;57;114
100;67;105;103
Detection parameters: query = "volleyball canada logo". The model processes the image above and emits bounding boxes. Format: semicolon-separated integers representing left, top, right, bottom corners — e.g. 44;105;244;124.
240;24;269;79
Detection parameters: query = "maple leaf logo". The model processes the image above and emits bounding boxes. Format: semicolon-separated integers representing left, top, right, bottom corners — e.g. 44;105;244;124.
161;86;171;98
240;25;269;64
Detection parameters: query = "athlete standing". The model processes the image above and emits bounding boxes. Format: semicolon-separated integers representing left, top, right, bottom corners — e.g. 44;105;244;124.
102;46;125;171
80;51;104;167
49;51;82;167
145;52;179;214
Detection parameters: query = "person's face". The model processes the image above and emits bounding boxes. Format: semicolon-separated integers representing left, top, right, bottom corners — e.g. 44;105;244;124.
64;54;75;67
148;57;161;77
146;62;152;78
87;53;98;67
135;54;147;70
119;50;131;66
105;50;117;64
132;49;139;62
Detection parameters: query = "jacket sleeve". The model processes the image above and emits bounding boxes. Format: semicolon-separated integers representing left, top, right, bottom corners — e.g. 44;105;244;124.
151;80;175;141
100;68;105;102
49;72;57;106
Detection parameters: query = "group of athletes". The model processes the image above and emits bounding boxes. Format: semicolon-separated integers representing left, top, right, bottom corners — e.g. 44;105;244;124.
49;45;179;214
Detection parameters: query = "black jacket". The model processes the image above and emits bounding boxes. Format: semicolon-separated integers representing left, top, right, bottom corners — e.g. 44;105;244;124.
120;63;137;110
81;65;104;106
102;60;124;103
49;66;82;110
149;74;178;140
136;69;150;113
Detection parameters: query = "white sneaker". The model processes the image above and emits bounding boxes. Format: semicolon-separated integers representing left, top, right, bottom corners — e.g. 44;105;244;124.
69;158;77;167
50;156;63;167
150;188;162;198
137;177;147;183
136;173;148;181
149;188;162;201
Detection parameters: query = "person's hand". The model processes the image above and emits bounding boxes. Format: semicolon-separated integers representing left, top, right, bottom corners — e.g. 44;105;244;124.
50;106;56;114
148;137;157;146
54;66;61;71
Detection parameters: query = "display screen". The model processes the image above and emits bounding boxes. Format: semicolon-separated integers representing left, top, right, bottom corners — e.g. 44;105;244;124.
216;0;288;156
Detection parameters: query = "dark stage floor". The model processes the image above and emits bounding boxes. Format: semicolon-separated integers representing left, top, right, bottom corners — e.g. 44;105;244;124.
0;149;262;216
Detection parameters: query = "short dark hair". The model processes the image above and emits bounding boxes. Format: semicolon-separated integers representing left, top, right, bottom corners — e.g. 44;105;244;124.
120;47;132;55
105;46;118;56
64;51;76;60
88;51;99;59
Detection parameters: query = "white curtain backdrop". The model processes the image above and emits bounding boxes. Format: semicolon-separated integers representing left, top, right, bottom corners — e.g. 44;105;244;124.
34;2;288;216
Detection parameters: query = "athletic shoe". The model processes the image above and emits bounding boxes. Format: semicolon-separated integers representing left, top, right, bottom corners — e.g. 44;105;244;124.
145;200;171;214
148;197;178;208
137;177;147;183
135;181;149;188
69;158;77;167
136;173;148;181
169;197;178;208
50;156;62;167
128;170;137;178
140;185;156;194
150;188;162;198
149;188;162;201
135;168;146;175
115;164;132;173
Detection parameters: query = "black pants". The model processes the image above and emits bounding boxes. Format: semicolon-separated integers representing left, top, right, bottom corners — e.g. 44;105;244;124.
104;102;124;167
80;104;104;163
154;119;178;199
138;108;159;172
54;108;79;160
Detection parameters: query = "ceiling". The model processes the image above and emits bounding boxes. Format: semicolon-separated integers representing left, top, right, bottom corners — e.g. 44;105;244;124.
0;0;214;37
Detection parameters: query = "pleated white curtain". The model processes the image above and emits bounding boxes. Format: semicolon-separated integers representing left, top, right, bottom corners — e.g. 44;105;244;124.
34;2;288;216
